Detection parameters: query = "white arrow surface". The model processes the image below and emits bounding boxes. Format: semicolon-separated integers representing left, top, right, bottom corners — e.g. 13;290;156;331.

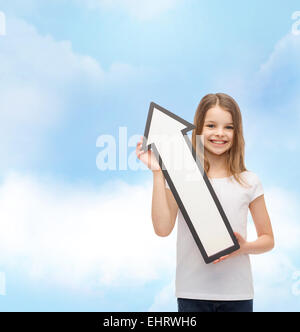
143;102;239;264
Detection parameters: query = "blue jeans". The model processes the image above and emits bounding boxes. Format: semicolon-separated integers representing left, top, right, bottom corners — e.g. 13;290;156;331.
177;298;253;312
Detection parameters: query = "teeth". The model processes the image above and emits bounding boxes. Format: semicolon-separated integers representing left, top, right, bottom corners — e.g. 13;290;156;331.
211;140;227;144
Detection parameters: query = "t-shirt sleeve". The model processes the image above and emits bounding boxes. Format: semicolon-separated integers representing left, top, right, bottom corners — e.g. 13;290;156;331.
249;173;264;203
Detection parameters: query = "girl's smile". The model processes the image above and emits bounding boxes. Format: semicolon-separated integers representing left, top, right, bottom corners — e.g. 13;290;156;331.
209;140;228;146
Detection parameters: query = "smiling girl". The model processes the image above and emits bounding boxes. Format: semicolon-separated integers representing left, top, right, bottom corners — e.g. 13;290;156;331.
136;93;274;312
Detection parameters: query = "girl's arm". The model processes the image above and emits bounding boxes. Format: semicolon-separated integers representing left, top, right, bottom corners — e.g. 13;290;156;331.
152;169;178;237
136;137;178;237
245;194;275;254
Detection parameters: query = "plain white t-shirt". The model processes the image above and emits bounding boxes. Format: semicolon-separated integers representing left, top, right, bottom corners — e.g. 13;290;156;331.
165;170;264;301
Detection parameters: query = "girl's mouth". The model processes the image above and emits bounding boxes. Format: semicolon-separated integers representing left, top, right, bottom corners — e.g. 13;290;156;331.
209;140;228;146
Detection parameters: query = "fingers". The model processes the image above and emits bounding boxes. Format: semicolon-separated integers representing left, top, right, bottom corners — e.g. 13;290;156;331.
136;136;146;158
136;146;144;158
136;150;143;158
213;255;230;264
233;232;245;244
136;142;143;152
136;136;145;152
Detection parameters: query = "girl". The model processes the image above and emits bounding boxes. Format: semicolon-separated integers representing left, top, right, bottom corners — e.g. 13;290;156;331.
136;93;274;312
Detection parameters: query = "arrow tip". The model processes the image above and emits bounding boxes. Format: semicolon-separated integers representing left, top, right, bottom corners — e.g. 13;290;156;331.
143;102;195;151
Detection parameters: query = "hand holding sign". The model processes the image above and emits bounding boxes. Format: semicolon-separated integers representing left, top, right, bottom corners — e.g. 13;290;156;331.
213;232;246;264
136;136;160;172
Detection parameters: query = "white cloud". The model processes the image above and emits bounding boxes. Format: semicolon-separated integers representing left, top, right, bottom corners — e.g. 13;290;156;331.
258;33;300;79
250;34;300;156
81;0;180;21
1;0;181;22
0;16;147;171
0;171;176;291
0;171;299;310
0;16;102;169
148;280;177;312
251;251;299;312
252;32;300;119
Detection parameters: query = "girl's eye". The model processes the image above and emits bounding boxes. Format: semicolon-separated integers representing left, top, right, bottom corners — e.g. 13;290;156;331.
206;125;234;130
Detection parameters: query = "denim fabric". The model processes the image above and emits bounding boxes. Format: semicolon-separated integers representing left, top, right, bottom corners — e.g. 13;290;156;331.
177;298;253;312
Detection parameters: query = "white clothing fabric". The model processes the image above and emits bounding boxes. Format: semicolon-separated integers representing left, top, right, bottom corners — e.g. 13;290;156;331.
165;171;264;300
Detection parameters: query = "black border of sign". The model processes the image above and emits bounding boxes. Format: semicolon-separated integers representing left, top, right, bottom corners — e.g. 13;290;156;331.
142;102;240;264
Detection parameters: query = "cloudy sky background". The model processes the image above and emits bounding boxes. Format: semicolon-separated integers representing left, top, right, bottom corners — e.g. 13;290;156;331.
0;0;299;311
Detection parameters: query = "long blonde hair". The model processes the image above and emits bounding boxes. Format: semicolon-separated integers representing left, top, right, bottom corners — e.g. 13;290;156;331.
192;93;250;187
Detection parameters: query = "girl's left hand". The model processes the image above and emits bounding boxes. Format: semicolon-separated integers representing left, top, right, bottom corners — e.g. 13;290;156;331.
213;232;247;264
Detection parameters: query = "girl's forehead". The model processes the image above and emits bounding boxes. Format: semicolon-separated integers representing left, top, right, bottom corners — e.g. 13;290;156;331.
205;106;233;122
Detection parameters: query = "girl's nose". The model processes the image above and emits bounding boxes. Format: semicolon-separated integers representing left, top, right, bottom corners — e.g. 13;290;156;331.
216;128;225;136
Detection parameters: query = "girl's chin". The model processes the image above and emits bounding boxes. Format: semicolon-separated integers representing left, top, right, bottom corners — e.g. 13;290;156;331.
205;147;231;155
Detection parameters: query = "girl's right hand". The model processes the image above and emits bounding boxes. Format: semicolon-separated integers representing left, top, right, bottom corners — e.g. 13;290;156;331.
136;136;161;172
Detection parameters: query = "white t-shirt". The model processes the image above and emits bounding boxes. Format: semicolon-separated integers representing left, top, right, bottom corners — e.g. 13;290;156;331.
165;170;264;301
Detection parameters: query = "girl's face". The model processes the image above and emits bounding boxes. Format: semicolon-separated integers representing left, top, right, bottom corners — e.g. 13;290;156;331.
201;106;234;156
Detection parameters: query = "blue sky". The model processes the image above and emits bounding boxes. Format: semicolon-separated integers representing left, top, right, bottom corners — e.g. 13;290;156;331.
0;0;299;312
